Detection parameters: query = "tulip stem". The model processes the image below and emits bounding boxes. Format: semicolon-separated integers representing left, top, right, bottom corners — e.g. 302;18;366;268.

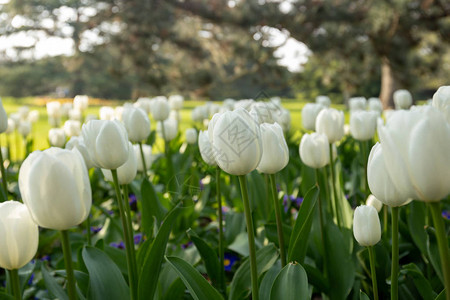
238;175;259;300
60;230;77;300
138;142;148;178
216;167;226;296
111;170;137;300
391;206;399;300
383;206;388;235
8;269;21;300
361;141;369;198
328;143;342;229
0;139;8;200
161;121;176;200
315;168;327;275
429;202;450;300
269;173;286;267
368;246;379;300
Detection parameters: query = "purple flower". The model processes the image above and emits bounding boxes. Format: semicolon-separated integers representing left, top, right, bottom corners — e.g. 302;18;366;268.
41;255;51;262
442;210;450;220
110;241;125;249
90;226;102;234
134;233;144;245
199;179;205;191
129;194;137;206
224;253;239;271
181;241;193;249
28;273;35;286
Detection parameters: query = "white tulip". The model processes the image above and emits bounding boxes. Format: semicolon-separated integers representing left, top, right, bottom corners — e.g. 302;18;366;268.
350;111;378;141
122;107;151;143
65;136;94;169
301;103;324;131
48;128;66;148
157;118;178;141
64;120;81;137
348;97;367;111
257;123;289;174
366;194;383;212
316;95;331;107
198;131;217;166
133;144;152;171
151;96;170;121
315;108;345;144
185;128;197;145
393;89;412;110
102;142;137;184
353;205;381;247
169;95;184;110
432;85;450;123
73;95;89;111
299;133;330;169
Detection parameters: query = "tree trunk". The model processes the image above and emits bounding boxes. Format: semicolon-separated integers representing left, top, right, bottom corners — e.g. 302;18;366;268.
379;57;398;109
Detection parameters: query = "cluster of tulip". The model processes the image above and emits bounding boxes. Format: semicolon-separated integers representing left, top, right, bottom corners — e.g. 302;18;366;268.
0;85;448;300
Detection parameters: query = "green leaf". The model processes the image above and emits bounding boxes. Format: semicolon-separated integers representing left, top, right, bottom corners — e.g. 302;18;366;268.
140;178;167;235
264;223;292;249
0;292;14;300
187;229;222;289
288;186;319;263
324;223;355;300
229;244;279;300
82;246;130;300
165;256;224;300
407;201;427;254
162;278;186;300
259;262;281;300
359;290;370;300
138;205;184;300
426;227;444;284
41;264;69;300
270;262;309;300
400;263;436;300
303;264;329;293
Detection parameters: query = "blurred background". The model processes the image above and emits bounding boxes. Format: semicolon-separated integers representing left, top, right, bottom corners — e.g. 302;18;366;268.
0;0;448;107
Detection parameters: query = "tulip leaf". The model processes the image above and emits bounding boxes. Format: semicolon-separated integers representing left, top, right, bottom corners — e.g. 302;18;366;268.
41;264;69;300
229;244;279;300
264;222;292;249
359;291;370;300
165;256;224;300
407;201;427;255
82;246;130;300
0;292;14;300
138;205;184;300
269;262;309;300
162;278;185;300
400;263;436;300
187;229;222;290
303;264;329;293
140;178;167;235
426;227;444;284
288;185;319;263
324;223;355;300
259;261;282;300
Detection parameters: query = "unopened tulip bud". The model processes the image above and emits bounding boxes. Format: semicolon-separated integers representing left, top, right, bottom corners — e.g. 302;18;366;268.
432;85;450;123
48;128;66;148
185;128;197;145
393;89;412;110
122;107;151;143
316;95;331;107
299;133;330;169
133;144;152;171
0;201;39;270
316;108;345;144
257;123;289;174
198;131;216;166
151;97;170;121
157;118;178;141
366;194;383;212
353;205;381;246
350;111;378;141
102;142;137;184
301;103;324;131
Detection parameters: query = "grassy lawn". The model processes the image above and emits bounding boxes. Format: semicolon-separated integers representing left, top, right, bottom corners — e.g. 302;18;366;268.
1;97;348;160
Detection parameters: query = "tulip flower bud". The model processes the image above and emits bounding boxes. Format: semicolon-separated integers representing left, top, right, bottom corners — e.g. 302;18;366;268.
5;118;15;134
211;108;262;175
61;103;72;118
368;98;383;115
353;205;381;247
349;97;367;112
377;107;450;202
257;123;289;174
19;148;92;230
99;106;115;121
102;142;137;184
393;89;412;110
157;118;178;141
432;85;450;123
315;108;345;144
66;136;94;169
316;95;331;107
73;95;89;111
0;201;39;270
299;132;330;169
82;120;130;170
48;128;66;148
0;98;8;133
367;143;410;207
169;95;184;110
350;111;378;141
301;103;324;131
133;144;152;171
185;128;198;145
366;194;383;212
18;121;31;137
64;120;81;137
151;97;170;121
28;110;39;123
122;107;151;143
135;98;152;114
46;101;61;118
198;130;217;166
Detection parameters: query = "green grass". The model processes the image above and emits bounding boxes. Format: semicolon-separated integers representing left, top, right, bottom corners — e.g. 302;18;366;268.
1;97;349;161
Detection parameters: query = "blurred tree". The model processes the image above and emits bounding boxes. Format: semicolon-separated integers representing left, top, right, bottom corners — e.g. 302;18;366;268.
169;0;450;107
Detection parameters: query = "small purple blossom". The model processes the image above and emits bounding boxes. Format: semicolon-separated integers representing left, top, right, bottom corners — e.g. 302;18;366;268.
442;210;450;220
199;179;205;191
41;255;51;262
224;253;239;271
90;226;102;234
28;273;35;286
134;233;144;245
129;194;137;206
110;241;125;249
181;241;193;249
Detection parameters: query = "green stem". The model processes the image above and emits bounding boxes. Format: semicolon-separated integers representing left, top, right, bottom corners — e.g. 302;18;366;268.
321;167;331;216
383;206;388;236
269;173;286;267
329;143;341;229
391;206;399;300
111;170;137;300
0;139;8;200
429;202;450;300
161;121;176;199
361;141;369;199
238;175;259;300
121;184;138;285
86;213;91;246
216;167;226;296
138;142;148;178
8;269;21;300
368;246;379;300
315;168;327;275
60;230;77;300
